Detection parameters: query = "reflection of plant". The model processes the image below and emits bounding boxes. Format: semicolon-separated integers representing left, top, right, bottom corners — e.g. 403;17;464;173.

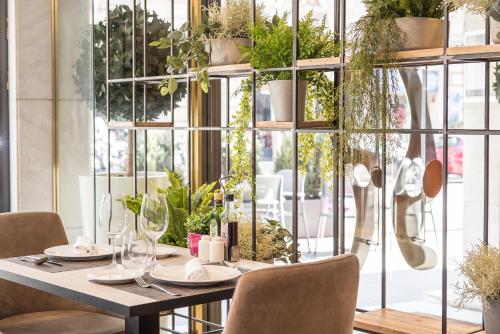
75;4;186;118
227;12;338;192
455;243;500;309
239;217;296;263
446;0;498;15
124;170;215;247
206;0;263;39
150;22;210;95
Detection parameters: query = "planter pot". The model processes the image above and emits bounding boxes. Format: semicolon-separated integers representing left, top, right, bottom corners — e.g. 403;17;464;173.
79;173;169;244
485;299;500;334
395;17;444;51
491;18;500;44
206;38;251;66
268;80;307;122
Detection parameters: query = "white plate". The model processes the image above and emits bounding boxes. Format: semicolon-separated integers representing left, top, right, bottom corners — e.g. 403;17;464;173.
87;268;142;284
150;265;241;286
133;243;177;259
44;245;120;261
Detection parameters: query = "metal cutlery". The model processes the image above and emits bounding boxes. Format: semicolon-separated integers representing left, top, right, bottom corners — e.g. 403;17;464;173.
134;276;180;296
205;261;250;273
16;255;63;266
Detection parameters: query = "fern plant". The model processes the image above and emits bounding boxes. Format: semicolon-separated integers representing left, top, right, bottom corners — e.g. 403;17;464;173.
124;170;216;247
227;12;339;193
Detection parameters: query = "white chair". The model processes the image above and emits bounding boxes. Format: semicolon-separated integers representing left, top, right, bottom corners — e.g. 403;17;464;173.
276;169;311;253
254;175;285;223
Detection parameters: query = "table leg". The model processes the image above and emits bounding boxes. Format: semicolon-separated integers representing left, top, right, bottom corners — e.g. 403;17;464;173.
125;313;160;334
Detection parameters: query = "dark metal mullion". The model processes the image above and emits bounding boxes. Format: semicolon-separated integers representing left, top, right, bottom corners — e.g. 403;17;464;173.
332;0;341;256
484;16;490;246
339;0;346;255
291;0;299;263
132;0;138;200
186;0;191;214
0;0;9;212
91;0;97;241
226;78;230;174
170;0;175;172
143;0;148;195
442;6;450;334
250;0;257;260
106;0;111;194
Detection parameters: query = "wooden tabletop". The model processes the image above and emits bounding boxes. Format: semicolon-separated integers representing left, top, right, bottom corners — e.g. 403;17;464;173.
0;247;270;318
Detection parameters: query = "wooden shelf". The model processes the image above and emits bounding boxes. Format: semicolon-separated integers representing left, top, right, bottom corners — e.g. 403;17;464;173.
255;120;332;130
207;63;252;76
255;121;292;129
297;57;341;69
354;309;482;334
108;121;173;129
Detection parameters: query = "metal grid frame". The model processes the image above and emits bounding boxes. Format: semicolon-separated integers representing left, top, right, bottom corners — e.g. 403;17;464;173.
98;0;499;332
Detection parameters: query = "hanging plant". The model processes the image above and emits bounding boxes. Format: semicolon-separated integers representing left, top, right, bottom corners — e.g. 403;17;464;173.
339;0;449;167
226;12;339;193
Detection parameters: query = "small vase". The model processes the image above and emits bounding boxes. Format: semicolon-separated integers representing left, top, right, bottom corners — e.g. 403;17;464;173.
268;80;307;122
206;38;252;66
188;233;203;256
485;299;500;334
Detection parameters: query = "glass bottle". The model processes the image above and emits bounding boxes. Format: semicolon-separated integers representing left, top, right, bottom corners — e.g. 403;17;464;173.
220;193;240;262
210;191;224;238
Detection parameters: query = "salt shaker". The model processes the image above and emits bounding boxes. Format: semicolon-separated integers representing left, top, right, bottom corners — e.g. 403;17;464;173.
209;237;225;263
198;235;211;262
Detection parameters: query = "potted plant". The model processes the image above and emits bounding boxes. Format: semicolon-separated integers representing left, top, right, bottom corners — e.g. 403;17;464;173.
205;0;262;66
238;217;296;263
456;243;500;333
240;12;337;122
448;0;500;43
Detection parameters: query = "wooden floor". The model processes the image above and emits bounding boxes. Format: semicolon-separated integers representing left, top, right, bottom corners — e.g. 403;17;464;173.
354;309;483;334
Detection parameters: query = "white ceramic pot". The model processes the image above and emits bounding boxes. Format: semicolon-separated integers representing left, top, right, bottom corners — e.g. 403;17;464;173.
395;17;444;51
207;38;252;66
491;18;500;44
268;80;307;122
79;172;169;244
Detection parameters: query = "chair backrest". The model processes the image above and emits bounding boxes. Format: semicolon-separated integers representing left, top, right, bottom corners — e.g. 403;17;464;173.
0;212;74;319
276;169;305;194
255;175;283;201
224;254;360;334
0;212;68;258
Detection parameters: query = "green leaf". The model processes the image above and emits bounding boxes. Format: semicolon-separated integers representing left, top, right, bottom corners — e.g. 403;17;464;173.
168;78;178;94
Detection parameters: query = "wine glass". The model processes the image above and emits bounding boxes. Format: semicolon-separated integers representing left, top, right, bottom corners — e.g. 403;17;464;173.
121;230;148;275
140;193;169;268
98;193;128;269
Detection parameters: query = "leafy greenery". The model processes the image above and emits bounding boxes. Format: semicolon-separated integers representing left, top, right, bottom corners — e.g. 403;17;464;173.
185;207;223;235
364;0;446;18
150;22;210;95
227;12;338;192
446;0;495;15
239;217;296;263
205;0;263;39
74;4;186;119
337;0;450;167
455;243;500;308
124;170;215;247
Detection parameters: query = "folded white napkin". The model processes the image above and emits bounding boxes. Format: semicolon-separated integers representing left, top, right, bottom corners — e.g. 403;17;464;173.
74;236;94;255
185;258;209;281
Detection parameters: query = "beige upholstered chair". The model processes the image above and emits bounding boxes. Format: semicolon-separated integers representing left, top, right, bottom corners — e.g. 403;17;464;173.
0;212;124;334
223;254;360;334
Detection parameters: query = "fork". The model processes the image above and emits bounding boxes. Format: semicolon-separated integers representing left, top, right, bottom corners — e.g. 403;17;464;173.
134;277;180;296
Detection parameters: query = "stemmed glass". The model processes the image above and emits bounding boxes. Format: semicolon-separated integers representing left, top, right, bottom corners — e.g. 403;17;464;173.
140;193;169;268
98;193;128;269
121;230;149;275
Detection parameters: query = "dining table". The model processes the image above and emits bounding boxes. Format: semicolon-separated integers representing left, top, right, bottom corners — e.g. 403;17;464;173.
0;246;271;334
